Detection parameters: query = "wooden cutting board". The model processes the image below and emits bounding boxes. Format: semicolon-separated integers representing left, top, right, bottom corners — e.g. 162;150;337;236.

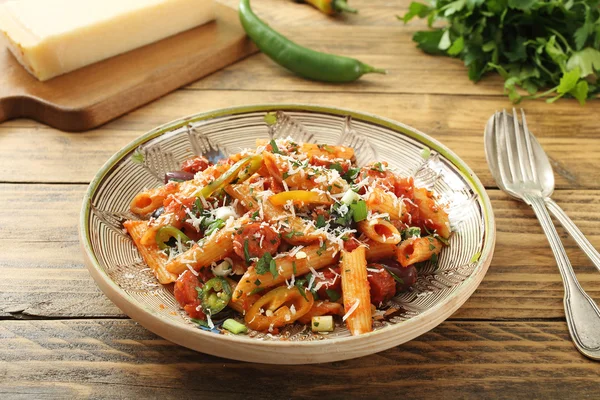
0;3;257;132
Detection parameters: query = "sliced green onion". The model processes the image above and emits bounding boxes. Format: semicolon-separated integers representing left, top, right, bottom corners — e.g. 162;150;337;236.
311;316;334;332
223;318;248;334
341;189;360;205
421;147;431;160
205;219;225;236
264;112;278;126
350;200;368;222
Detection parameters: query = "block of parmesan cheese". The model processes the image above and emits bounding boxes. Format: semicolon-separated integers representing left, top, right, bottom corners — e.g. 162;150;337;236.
0;0;215;81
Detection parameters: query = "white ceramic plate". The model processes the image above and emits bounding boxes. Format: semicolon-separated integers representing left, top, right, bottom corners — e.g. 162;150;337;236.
79;105;495;364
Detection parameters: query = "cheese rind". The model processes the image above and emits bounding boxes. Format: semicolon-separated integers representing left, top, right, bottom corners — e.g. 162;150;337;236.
0;0;216;81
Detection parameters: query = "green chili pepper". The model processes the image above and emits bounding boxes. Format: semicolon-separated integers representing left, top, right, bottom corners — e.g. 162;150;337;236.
239;0;385;83
199;154;263;199
294;0;357;15
155;225;190;250
199;277;232;315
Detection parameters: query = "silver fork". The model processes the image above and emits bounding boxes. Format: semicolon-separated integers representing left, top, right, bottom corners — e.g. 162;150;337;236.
491;108;600;360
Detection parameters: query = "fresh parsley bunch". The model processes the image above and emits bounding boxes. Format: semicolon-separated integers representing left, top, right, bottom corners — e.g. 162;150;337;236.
401;0;600;104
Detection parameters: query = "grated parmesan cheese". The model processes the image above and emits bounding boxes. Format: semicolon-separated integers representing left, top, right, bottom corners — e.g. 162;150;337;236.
342;300;360;321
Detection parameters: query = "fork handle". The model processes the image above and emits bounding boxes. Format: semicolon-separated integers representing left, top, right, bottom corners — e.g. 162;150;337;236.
545;198;600;274
525;194;600;360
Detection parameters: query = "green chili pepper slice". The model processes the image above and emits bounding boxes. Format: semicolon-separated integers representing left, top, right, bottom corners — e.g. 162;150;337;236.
199;277;232;315
155;225;191;250
199;155;263;199
239;0;385;82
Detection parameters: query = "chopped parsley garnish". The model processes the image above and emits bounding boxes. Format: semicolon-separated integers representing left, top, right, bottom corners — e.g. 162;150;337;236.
270;139;281;154
317;144;335;153
402;227;421;240
251;210;260;219
282;171;289;179
325;289;341;302
249;287;265;296
256;252;275;275
371;162;385;172
192;197;203;215
269;257;279;279
190;318;209;328
295;282;308;301
243;239;251;265
315;214;327;228
382;266;405;285
344;167;360;182
254;279;261;286
285;229;304;239
435;234;450;246
292;261;297;275
316;241;327;256
329;163;345;174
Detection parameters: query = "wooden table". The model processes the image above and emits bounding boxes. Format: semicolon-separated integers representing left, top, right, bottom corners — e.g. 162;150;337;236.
2;1;600;397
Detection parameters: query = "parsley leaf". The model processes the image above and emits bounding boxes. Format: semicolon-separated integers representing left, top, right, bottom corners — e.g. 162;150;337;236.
256;252;275;275
316;214;327;228
243;239;251;265
325;289;341;302
401;0;600;104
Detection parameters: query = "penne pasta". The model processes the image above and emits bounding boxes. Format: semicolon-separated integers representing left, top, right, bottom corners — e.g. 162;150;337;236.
255;139;354;161
413;187;451;239
396;236;443;267
232;242;339;303
125;139;451;335
340;246;372;335
366;187;405;221
123;220;177;284
358;219;401;244
226;183;326;245
297;301;344;324
226;277;260;314
364;240;397;261
130;184;178;215
165;221;238;275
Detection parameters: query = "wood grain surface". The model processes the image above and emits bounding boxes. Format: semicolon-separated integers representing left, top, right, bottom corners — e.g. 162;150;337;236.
1;319;599;399
1;0;600;397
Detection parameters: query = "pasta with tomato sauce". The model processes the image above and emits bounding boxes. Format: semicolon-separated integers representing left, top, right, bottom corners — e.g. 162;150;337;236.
124;138;451;336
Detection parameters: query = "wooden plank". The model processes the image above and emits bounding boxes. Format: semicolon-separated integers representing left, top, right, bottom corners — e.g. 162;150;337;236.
0;3;257;131
0;319;598;398
1;91;599;188
187;27;506;96
199;0;505;96
2;184;600;319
